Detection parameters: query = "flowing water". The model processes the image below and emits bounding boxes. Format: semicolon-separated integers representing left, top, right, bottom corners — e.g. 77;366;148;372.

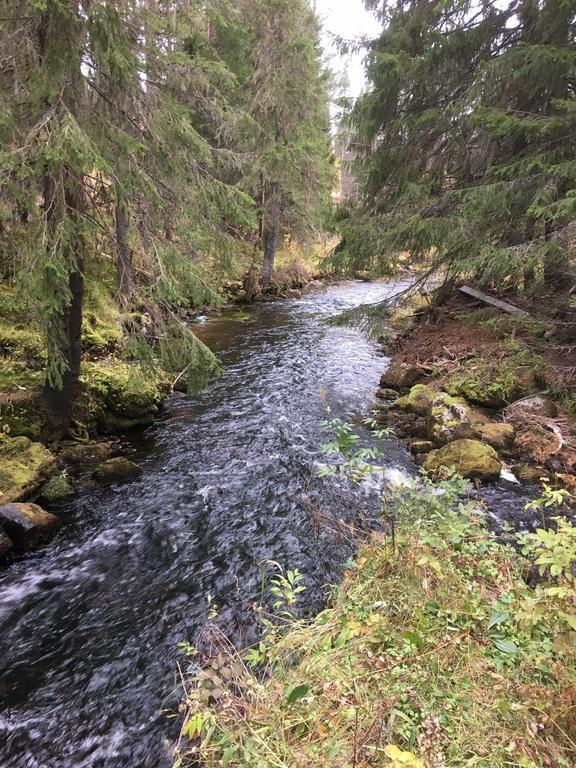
0;280;532;768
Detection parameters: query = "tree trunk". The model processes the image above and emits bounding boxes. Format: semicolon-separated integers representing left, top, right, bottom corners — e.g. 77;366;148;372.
42;172;85;431
261;197;279;289
115;186;132;303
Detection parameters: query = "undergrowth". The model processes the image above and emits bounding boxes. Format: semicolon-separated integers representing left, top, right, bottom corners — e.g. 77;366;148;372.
175;471;576;768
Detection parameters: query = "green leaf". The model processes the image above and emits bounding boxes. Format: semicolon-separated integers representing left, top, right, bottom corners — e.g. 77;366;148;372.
286;683;311;704
488;611;510;629
493;638;518;655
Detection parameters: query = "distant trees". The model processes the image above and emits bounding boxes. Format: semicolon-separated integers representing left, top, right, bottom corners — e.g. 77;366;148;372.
0;0;334;429
236;0;334;287
338;0;576;293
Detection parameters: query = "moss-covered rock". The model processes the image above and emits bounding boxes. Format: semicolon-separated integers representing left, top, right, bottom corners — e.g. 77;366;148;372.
0;502;61;545
0;435;56;505
428;393;484;445
380;363;421;391
0;388;50;441
391;384;434;417
474;422;515;451
424;439;502;481
512;464;543;484
93;457;142;484
445;351;545;408
40;474;75;501
78;362;170;433
60;441;112;475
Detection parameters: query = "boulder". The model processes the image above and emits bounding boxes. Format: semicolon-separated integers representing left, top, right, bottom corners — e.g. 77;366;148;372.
428;393;484;445
391;384;434;417
93;457;142;484
376;388;401;401
0;530;13;555
60;441;112;475
512;464;544;484
380;363;421;391
0;502;61;545
40;474;76;502
424;439;502;481
474;422;515;451
505;396;557;420
0;435;56;506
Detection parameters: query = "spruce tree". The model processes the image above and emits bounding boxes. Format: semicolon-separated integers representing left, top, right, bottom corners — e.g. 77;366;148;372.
340;0;576;293
240;0;334;287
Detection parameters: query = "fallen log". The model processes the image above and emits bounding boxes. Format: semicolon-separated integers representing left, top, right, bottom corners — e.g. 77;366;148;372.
459;285;529;316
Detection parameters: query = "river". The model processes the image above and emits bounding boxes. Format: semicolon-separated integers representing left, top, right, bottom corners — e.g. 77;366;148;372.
0;280;532;767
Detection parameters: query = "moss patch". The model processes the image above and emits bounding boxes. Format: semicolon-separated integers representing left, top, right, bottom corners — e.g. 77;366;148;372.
424;438;502;481
0;435;56;505
78;361;170;432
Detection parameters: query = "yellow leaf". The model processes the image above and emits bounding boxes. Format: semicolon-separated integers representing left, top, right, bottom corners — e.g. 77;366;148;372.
384;744;425;767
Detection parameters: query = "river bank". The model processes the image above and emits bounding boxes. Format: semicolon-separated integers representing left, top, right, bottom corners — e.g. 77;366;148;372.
372;286;576;493
176;475;576;768
174;283;576;768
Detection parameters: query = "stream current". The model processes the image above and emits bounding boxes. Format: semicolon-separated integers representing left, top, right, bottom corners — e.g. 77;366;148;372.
0;280;532;767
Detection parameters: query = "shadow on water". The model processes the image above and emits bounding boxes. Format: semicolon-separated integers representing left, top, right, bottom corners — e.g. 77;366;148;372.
0;280;535;768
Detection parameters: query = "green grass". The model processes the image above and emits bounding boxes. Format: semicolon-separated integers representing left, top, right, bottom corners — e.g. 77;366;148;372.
175;480;576;768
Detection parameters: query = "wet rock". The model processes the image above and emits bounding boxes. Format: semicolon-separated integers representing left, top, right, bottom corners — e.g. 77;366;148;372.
40;474;76;501
376;388;401;400
380;363;421;391
505;396;557;420
60;441;112;475
0;435;56;506
93;457;142;484
391;384;434;417
512;464;544;484
0;530;13;555
424;439;502;481
410;440;434;455
0;502;61;545
428;393;484;445
474;422;515;451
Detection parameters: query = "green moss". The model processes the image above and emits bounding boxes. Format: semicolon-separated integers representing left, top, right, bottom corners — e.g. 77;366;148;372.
0;322;44;363
0;434;55;504
424;438;502;481
392;384;435;416
78;361;170;432
446;346;545;408
40;473;75;501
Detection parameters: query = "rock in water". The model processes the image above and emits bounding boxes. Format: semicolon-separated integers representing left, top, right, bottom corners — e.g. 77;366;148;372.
391;384;434;417
40;474;76;501
428;393;483;445
0;502;61;546
0;530;13;555
93;457;142;484
424;439;502;481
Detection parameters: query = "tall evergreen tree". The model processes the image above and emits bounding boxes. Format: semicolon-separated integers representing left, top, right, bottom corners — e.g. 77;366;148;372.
338;0;576;293
240;0;334;287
